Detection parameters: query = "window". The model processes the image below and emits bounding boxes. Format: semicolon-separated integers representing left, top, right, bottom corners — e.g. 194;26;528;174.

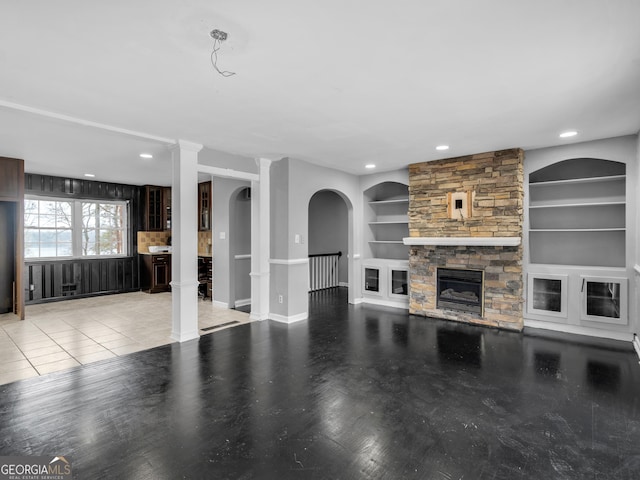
25;197;128;258
24;199;73;257
81;202;127;256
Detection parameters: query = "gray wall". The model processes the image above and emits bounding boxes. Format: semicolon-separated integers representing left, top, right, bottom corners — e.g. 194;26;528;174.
270;158;361;319
269;159;291;318
636;132;640;333
308;190;348;284
233;188;251;304
212;177;250;307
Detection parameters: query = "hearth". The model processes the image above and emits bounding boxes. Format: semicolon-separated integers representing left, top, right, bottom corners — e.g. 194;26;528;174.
437;268;484;315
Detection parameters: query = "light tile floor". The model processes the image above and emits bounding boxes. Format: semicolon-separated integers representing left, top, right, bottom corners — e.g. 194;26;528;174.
0;292;251;386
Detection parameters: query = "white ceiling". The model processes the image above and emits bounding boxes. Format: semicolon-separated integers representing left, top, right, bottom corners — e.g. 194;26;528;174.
1;0;639;186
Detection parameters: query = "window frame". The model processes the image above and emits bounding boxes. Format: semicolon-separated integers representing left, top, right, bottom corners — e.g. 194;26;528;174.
24;195;130;260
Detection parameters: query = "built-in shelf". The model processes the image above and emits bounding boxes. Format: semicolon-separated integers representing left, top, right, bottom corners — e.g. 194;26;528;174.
369;198;409;205
403;237;521;246
368;221;409;225
365;183;409;261
530;228;625;232
528;159;626;268
529;174;626;187
529;201;625;209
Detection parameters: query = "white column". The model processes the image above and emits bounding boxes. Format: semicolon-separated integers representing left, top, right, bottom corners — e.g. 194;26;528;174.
250;158;272;321
170;140;203;342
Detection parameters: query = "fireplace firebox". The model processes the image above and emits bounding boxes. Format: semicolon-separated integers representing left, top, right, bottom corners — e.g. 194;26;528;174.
437;268;484;315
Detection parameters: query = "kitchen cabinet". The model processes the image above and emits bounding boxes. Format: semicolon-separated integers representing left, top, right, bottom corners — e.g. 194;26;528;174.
141;254;171;293
143;185;171;231
198;181;211;231
198;256;213;300
162;187;171;230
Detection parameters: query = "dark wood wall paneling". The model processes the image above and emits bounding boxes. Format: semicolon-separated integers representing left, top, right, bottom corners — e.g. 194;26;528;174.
25;257;138;303
24;174;144;304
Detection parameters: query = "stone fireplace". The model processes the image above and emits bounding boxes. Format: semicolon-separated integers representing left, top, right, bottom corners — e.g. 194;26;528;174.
406;149;524;331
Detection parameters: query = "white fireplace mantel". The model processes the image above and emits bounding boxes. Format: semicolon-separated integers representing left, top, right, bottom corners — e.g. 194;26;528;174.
403;237;521;247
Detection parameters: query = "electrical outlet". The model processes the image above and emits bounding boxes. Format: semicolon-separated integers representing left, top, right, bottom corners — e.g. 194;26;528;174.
294;234;300;244
278;294;283;304
220;231;226;240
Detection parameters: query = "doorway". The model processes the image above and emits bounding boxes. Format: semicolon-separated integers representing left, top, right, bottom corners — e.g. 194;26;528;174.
308;190;349;301
231;187;251;312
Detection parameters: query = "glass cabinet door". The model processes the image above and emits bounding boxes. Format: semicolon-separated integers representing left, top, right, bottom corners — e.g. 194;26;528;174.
527;274;567;318
390;269;408;296
364;267;380;292
581;276;627;325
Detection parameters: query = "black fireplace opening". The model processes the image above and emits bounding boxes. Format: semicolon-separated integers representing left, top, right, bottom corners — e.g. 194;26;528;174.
437;268;484;315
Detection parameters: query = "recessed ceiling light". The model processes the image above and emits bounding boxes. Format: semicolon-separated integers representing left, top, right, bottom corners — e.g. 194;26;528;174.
436;145;449;151
365;164;376;169
84;173;95;178
559;131;578;138
139;153;153;159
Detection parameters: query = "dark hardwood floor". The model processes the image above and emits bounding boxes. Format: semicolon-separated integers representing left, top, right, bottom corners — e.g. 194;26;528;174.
1;287;639;479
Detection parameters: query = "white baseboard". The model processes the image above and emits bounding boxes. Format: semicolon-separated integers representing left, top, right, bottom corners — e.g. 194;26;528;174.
249;312;269;321
270;312;308;324
361;297;409;311
351;297;363;305
338;282;349;287
171;330;200;343
234;298;251;308
524;319;634;342
633;335;640;362
212;300;229;309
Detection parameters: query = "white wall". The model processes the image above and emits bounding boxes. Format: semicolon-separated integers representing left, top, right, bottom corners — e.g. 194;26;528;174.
198;147;258;174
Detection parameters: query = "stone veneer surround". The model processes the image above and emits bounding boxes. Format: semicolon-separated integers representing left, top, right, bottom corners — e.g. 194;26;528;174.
408;149;524;331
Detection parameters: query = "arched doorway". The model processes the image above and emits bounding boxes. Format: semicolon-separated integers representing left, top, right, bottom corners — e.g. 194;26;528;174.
308;190;349;302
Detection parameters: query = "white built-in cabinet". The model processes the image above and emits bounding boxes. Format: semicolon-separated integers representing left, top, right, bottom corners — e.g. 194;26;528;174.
362;181;409;308
525;156;633;338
